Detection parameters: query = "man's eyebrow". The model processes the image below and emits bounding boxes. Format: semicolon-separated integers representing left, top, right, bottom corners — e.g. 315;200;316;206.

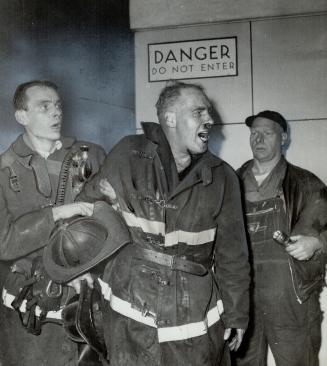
193;106;206;112
35;98;61;105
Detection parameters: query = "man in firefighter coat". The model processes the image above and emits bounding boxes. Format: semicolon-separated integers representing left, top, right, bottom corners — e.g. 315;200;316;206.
80;81;250;365
0;80;106;365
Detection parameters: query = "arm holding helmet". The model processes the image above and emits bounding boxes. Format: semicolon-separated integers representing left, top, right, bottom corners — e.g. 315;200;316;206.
0;141;104;261
52;202;94;222
44;201;131;291
0;192;95;261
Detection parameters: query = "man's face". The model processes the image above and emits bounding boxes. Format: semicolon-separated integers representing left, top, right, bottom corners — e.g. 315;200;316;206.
173;87;214;155
19;85;63;141
250;117;287;162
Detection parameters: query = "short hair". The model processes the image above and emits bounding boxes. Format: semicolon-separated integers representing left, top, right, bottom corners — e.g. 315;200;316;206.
13;80;59;111
155;81;207;122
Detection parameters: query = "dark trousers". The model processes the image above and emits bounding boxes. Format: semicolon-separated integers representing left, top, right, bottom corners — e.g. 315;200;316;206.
233;261;322;366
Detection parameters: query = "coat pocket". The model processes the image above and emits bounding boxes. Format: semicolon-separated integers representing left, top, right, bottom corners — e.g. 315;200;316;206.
129;258;160;316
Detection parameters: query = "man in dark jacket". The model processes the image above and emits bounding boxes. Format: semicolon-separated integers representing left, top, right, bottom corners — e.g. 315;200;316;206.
0;80;106;365
235;110;327;366
79;81;250;365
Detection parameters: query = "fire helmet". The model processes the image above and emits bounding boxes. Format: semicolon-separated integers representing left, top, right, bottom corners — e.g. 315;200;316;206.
43;202;130;283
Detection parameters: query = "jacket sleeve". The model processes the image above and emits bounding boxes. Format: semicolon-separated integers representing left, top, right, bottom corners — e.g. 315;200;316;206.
88;144;107;178
214;164;250;330
0;144;106;262
0;180;55;261
293;181;327;260
78;137;128;203
77;153;112;203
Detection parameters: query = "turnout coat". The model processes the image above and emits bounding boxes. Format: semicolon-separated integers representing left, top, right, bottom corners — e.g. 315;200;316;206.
81;123;250;365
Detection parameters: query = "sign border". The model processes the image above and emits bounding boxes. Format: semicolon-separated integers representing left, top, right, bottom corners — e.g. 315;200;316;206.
147;36;238;83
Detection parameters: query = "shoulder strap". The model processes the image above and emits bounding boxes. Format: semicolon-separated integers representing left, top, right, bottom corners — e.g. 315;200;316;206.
0;147;21;192
0;146;17;170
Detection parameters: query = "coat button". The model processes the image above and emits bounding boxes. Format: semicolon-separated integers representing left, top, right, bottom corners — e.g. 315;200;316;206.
157;320;164;326
157;319;171;326
158;278;169;286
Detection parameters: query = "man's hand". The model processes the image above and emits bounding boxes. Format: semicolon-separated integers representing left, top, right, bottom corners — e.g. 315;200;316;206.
67;273;94;294
286;235;322;261
52;202;94;222
99;178;117;204
224;328;245;351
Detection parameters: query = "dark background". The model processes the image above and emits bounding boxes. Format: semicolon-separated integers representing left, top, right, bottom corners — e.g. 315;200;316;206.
0;0;135;153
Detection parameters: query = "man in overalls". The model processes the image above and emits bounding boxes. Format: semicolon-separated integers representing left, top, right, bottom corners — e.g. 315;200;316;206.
235;110;327;366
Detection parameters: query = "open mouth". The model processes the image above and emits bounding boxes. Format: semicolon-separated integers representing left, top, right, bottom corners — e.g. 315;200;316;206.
198;131;209;143
51;122;62;129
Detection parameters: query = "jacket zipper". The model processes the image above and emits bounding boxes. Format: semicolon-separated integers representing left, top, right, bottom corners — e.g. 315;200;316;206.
288;259;302;304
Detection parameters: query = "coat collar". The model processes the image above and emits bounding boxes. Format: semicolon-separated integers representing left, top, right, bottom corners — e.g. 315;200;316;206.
12;134;76;157
11;134;76;168
141;121;223;169
142;122;178;193
141;122;223;198
169;151;223;199
141;122;166;145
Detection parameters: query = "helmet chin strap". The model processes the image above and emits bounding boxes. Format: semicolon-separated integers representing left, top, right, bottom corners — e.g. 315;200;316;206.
62;280;109;366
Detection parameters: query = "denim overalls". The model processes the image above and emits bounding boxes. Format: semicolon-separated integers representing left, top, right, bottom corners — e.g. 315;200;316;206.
236;196;321;366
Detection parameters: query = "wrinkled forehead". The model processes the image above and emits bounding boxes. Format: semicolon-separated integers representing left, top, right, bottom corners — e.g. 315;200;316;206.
25;85;60;106
177;87;211;109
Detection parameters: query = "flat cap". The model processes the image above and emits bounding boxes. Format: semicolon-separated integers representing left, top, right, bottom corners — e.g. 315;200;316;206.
245;110;287;132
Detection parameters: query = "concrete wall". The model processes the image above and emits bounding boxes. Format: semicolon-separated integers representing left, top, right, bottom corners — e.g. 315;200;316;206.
130;0;327;30
132;10;327;365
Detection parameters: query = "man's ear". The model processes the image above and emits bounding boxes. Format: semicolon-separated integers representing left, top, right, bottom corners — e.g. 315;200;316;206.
15;110;28;126
164;111;176;128
281;132;288;146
